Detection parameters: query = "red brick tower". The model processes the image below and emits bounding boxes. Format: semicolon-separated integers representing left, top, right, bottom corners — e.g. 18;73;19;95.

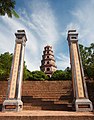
40;45;57;77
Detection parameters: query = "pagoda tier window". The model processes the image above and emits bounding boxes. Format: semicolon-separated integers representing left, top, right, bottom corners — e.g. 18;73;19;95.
47;61;49;64
47;68;50;71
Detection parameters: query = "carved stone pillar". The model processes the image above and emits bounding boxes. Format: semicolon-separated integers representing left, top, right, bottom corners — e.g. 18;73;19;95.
67;30;93;111
2;30;27;112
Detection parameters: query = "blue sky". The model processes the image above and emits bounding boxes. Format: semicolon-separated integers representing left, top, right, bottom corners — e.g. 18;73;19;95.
0;0;94;71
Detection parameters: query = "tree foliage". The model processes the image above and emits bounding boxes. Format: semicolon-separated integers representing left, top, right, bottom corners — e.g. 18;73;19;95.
23;62;33;80
31;70;49;81
0;52;13;80
79;43;94;80
50;70;64;80
50;68;72;80
23;69;49;81
0;52;27;80
64;67;72;80
0;0;19;18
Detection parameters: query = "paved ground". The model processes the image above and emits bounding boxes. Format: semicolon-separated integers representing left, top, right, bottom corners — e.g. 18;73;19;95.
0;110;94;116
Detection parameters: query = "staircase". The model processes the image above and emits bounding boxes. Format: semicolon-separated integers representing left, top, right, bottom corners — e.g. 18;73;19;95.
0;81;73;111
22;81;73;111
0;81;94;120
0;81;94;111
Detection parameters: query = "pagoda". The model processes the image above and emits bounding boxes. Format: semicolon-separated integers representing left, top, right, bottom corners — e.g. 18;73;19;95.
40;45;57;77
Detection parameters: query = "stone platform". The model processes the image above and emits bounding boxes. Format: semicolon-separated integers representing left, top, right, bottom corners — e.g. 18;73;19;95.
0;110;94;120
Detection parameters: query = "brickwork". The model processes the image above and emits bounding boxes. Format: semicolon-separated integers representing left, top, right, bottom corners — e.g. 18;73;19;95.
0;81;72;111
22;81;73;111
0;81;94;111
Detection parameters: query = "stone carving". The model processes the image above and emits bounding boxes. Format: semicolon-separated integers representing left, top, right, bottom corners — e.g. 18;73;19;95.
2;30;27;112
67;30;93;111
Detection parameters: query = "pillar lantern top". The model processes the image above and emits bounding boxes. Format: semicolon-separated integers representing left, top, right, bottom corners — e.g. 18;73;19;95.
67;29;78;43
15;30;27;42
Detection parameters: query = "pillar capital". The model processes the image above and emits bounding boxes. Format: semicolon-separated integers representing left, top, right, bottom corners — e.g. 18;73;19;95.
15;30;27;44
67;30;78;44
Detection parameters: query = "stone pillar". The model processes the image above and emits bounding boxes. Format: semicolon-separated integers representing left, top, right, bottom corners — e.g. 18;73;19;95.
2;30;27;112
67;30;93;111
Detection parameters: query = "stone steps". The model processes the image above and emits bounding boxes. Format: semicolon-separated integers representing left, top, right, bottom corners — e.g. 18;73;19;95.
0;81;73;111
0;111;94;120
23;100;72;106
0;81;94;113
23;106;42;110
23;104;72;111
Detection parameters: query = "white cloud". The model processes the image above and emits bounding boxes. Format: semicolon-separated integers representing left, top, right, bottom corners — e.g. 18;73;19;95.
0;15;41;71
60;0;94;70
66;23;80;32
18;0;59;47
66;0;94;46
56;53;70;70
0;0;60;71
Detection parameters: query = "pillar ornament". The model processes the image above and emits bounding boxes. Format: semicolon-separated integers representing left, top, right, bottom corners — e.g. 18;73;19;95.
67;30;93;111
2;30;27;112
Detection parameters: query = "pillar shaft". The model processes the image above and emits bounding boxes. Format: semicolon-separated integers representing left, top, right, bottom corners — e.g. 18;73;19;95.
17;42;25;99
67;30;93;111
2;30;27;112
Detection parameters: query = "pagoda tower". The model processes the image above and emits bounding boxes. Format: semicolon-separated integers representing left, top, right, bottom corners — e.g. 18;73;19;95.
40;45;57;77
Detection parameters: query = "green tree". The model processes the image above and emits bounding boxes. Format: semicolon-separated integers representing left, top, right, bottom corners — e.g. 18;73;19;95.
0;0;19;18
50;70;71;80
23;63;33;80
0;52;29;80
64;67;72;80
79;43;94;80
0;52;13;80
31;70;48;81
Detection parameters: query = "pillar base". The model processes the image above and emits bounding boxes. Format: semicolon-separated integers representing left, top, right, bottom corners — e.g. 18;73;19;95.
2;99;23;112
75;99;93;112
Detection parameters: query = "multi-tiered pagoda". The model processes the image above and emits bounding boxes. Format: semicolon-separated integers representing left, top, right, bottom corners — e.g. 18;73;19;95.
40;45;57;77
